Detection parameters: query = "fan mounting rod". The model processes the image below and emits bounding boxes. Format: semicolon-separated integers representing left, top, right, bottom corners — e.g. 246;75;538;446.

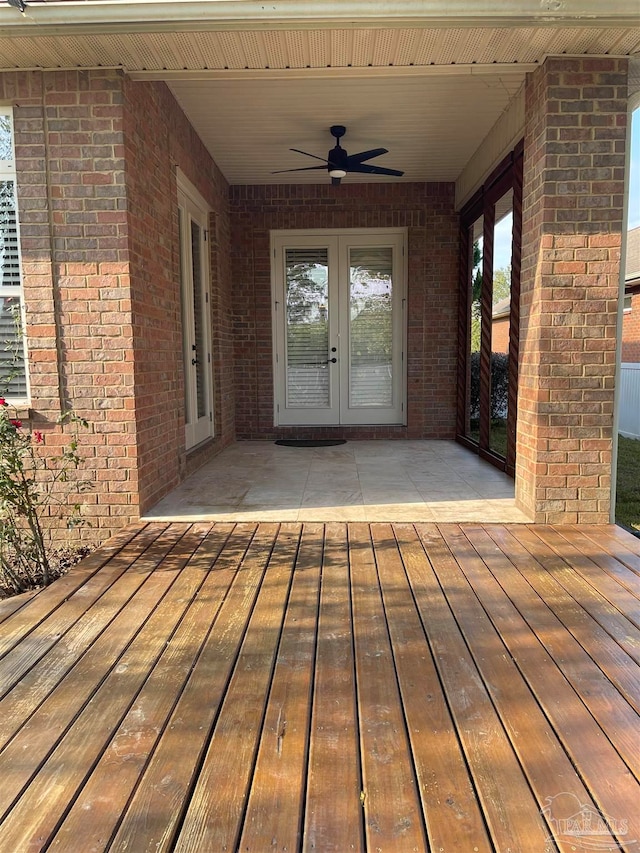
330;125;346;141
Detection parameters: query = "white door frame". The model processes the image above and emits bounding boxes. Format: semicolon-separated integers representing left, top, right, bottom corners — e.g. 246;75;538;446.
271;227;407;427
177;170;214;449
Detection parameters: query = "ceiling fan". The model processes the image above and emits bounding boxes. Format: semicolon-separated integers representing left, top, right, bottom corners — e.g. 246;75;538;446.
272;125;404;185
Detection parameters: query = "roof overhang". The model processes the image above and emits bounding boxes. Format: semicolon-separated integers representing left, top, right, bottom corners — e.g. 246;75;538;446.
2;1;640;36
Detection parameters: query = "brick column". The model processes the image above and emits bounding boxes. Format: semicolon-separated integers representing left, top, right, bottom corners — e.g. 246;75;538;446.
517;57;628;523
4;69;139;537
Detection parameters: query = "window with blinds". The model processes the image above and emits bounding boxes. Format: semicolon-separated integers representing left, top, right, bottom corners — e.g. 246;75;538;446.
0;109;28;400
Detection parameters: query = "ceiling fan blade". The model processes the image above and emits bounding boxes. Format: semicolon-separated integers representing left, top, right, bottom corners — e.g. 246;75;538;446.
347;147;388;164
348;163;404;177
289;148;330;164
271;165;328;174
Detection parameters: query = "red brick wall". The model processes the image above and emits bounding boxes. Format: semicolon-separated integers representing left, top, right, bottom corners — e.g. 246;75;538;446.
622;291;640;363
491;316;510;354
518;57;628;523
230;183;459;440
6;70;137;536
4;69;234;538
122;78;234;514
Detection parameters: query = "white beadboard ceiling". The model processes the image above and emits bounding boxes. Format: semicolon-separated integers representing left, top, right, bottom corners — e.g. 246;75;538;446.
2;26;638;70
165;71;526;185
0;20;638;187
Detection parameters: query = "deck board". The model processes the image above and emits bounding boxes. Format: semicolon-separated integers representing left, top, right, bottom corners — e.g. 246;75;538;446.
406;524;554;852
373;524;493;852
109;522;269;852
48;523;231;851
303;522;363;852
0;521;638;852
239;523;323;852
447;525;636;850
351;523;427;851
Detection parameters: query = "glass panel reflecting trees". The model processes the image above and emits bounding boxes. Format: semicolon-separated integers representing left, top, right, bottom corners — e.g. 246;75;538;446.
458;145;523;476
489;190;513;457
468;216;483;444
285;248;330;408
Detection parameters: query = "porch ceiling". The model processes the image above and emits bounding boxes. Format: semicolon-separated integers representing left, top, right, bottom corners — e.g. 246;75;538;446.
1;3;639;186
164;69;527;185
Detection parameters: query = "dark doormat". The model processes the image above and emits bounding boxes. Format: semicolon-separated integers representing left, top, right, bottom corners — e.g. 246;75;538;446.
275;439;347;447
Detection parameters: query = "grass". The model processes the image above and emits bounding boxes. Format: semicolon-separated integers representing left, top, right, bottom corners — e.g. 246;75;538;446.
467;425;639;533
467;420;508;458
616;435;640;533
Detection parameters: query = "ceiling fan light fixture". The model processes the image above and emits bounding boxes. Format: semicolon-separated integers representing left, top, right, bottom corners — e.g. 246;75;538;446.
273;126;404;184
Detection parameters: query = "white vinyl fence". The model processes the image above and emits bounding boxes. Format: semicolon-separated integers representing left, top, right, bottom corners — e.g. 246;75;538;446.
619;363;640;439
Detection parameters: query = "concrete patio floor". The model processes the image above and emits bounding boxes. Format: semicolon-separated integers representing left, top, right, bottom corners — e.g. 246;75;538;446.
144;440;531;523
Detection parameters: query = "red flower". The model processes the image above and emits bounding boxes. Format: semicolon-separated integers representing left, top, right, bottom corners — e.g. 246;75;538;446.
0;398;6;407
10;419;22;429
33;430;43;443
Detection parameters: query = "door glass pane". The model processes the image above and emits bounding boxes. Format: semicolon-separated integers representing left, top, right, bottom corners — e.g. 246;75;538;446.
285;248;330;408
468;217;483;442
349;247;393;407
191;219;206;419
490;191;513;457
178;208;190;422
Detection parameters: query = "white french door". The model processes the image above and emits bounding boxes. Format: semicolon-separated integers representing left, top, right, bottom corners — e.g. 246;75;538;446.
178;173;213;449
272;229;406;426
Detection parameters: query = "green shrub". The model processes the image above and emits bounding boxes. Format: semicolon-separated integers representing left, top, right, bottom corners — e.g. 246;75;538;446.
469;351;509;421
0;398;92;595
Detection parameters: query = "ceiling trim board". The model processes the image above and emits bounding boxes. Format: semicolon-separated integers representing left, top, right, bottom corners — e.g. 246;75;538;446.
126;63;539;81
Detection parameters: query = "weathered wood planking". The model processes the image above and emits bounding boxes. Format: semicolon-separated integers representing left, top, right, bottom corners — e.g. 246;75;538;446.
372;523;494;852
303;522;364;853
48;523;233;850
0;522;147;657
402;523;556;852
508;524;640;665
441;524;634;849
109;522;271;851
238;523;322;852
174;523;301;851
350;522;427;851
0;521;637;853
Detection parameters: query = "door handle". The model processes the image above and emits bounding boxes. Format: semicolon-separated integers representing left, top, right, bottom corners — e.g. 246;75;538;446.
322;357;337;364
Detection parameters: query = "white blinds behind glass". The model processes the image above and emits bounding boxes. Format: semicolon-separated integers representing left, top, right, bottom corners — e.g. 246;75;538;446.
285;248;330;408
349;247;393;407
0;177;27;398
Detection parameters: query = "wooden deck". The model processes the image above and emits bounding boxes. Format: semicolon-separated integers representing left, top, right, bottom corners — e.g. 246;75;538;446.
0;522;638;852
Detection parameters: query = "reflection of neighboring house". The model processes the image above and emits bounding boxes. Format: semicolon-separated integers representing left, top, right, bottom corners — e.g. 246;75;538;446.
623;226;640;363
491;296;510;354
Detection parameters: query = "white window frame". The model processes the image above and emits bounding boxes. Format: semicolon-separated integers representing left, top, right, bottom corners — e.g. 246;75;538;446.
177;170;214;450
271;227;407;427
0;105;29;403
